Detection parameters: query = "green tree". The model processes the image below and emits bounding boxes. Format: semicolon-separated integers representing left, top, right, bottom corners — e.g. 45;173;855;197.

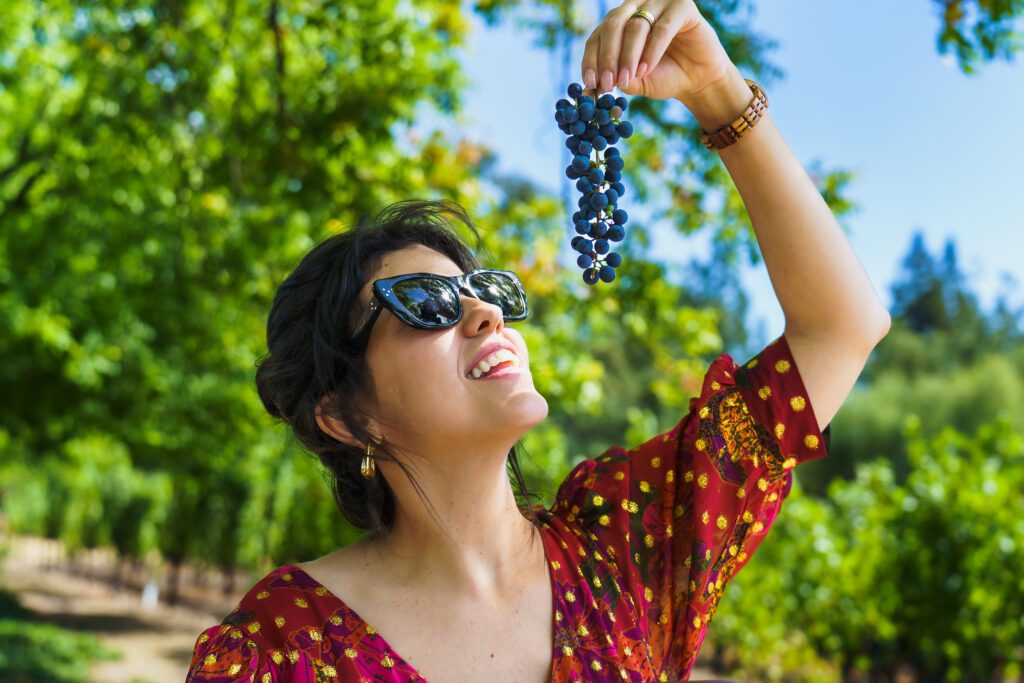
0;0;534;597
935;0;1024;72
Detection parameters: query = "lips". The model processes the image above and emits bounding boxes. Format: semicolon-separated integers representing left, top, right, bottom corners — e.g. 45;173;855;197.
472;360;520;380
465;340;518;378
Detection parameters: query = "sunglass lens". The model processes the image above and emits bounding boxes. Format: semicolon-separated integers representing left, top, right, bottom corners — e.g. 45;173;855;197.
392;278;460;326
469;272;527;318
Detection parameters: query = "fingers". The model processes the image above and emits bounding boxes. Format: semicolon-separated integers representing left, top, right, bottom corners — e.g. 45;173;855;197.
619;13;653;87
636;2;691;79
582;29;600;94
583;3;644;97
595;5;633;93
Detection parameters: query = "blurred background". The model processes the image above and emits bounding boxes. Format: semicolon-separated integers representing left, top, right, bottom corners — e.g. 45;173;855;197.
1;0;1023;681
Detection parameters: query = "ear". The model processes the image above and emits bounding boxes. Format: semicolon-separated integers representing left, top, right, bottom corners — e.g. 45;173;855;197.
315;398;364;449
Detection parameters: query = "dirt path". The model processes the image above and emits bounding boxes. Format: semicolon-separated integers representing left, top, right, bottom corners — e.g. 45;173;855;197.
2;537;237;683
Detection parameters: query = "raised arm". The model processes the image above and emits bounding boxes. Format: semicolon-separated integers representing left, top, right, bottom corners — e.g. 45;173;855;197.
683;67;891;432
583;0;891;431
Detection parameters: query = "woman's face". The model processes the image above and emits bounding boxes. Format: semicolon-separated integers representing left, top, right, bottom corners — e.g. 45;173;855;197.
356;244;549;465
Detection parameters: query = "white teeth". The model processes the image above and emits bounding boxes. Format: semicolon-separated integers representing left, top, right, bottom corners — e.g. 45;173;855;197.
469;348;519;378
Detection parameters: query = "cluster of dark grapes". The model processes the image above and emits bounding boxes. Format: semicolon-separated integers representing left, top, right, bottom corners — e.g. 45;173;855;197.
555;82;633;285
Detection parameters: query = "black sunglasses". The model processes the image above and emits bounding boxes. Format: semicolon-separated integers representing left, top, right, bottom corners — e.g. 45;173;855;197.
350;268;529;347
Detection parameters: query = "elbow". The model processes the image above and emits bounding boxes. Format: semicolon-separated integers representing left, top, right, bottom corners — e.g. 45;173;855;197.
873;309;892;341
858;310;892;354
787;308;892;352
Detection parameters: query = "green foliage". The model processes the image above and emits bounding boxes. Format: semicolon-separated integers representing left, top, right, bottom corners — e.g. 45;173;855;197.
935;0;1024;72
708;415;1024;681
798;232;1024;495
0;590;121;683
2;0;1022;680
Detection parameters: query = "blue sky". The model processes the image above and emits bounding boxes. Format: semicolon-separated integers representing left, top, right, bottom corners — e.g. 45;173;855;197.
418;1;1024;348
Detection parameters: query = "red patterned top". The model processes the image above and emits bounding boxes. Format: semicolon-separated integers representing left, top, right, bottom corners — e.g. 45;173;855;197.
186;334;830;682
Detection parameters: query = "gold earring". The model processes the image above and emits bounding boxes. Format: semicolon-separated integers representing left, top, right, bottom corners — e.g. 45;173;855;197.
361;442;376;479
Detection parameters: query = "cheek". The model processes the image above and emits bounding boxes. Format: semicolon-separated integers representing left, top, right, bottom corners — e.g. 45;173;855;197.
369;345;466;416
504;328;531;364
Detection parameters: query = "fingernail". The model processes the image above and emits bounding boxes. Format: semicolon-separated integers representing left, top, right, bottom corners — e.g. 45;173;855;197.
637;62;648;79
601;70;613;92
584;69;596;90
619;68;629;89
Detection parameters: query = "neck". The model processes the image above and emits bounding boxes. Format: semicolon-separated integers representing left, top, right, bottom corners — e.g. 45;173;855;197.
366;442;545;603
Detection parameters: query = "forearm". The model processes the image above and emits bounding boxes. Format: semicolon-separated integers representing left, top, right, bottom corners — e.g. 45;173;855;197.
679;66;891;343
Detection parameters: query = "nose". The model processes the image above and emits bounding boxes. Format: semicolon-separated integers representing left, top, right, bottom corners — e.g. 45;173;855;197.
459;293;504;336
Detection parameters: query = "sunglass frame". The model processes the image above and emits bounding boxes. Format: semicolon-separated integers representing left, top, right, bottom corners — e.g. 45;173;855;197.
350;268;529;347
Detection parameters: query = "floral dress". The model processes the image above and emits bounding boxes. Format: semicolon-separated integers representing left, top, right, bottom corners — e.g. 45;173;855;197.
186;334;830;682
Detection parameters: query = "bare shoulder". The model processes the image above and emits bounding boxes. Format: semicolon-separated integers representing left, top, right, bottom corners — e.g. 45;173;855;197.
297;540;380;594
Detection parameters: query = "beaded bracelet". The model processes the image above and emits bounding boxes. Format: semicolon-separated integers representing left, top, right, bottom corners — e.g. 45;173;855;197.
698;79;768;152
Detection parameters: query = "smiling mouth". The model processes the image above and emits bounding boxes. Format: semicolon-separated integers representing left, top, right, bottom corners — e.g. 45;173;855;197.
472;359;520;379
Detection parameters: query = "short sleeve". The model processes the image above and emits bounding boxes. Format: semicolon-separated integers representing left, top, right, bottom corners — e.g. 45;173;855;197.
549;333;830;680
185;611;284;683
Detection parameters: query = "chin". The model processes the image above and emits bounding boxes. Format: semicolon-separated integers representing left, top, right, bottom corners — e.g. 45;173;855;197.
514;389;549;428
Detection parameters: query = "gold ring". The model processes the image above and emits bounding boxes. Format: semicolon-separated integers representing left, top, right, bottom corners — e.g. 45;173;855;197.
631;8;655;28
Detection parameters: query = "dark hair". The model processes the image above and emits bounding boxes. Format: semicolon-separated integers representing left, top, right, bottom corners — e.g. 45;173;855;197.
254;199;545;545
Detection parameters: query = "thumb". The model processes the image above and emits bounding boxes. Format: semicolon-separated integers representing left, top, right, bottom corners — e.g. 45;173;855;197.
617;74;648;98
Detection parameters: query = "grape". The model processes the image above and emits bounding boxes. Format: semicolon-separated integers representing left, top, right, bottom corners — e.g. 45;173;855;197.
558;82;633;286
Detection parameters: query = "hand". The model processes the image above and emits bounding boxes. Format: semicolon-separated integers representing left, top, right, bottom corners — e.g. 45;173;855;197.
581;0;736;104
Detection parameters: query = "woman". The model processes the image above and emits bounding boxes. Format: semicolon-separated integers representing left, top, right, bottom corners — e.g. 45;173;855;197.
186;1;891;681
